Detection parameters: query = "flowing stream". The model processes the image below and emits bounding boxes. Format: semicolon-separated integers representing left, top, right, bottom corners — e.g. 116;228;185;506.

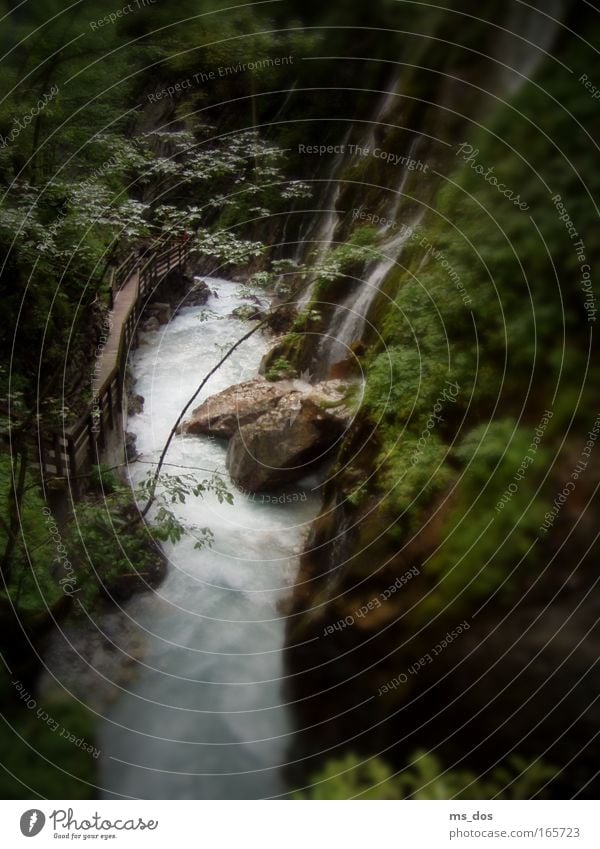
98;278;319;799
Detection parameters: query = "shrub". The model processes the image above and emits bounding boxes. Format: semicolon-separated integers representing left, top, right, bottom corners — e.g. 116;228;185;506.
265;356;298;381
297;750;556;799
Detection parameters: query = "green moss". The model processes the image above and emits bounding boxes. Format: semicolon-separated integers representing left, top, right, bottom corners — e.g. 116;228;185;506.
291;308;322;332
419;422;551;620
265;356;298;381
313;226;382;296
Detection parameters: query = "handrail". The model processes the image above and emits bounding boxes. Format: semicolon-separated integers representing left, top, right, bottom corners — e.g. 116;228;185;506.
36;239;191;491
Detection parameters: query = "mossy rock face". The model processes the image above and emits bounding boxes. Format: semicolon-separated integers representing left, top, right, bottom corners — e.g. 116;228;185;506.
64;494;167;610
264;357;299;382
282;5;600;791
314;271;362;304
264;304;297;334
260;336;305;378
283;493;464;761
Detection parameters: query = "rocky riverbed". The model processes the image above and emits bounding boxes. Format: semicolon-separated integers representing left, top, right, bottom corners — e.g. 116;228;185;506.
179;376;358;491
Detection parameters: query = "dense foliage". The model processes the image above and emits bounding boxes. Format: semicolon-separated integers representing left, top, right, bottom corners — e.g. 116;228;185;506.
341;18;600;628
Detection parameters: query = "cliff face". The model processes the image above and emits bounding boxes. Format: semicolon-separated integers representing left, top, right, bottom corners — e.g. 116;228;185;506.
282;0;600;793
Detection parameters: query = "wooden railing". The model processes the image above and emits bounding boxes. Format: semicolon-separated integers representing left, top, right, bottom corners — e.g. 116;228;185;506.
37;240;191;492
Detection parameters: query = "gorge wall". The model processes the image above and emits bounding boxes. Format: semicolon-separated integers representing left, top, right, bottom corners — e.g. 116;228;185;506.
272;0;600;795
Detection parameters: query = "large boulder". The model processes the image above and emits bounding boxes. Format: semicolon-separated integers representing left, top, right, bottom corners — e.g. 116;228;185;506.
230;304;266;321
226;393;342;491
140;316;160;333
180;377;355;490
178;377;294;439
185;278;211;307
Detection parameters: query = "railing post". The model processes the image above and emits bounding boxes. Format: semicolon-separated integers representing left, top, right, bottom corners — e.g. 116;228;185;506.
40;436;48;479
107;382;115;430
67;433;79;497
87;414;96;466
53;432;64;479
108;268;115;309
67;433;76;477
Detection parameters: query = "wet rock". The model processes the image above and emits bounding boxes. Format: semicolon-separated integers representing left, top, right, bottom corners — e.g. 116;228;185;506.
180;377;355;490
128;393;144;416
141;316;160;333
146;302;172;324
264;304;296;334
148;265;211;311
125;431;139;462
329;356;362;380
185;278;211;307
230;304;266;321
226;392;345;491
178;377;293;438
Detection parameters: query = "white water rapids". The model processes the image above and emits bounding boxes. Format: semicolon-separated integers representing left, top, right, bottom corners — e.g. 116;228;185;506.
98;279;319;799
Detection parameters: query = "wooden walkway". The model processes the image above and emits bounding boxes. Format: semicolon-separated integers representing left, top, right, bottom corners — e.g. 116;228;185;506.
94;270;139;393
36;242;190;490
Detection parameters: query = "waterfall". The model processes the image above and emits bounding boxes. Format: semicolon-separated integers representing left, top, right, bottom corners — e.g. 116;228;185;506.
491;0;566;95
317;213;423;374
314;128;423;376
296;183;343;309
382;136;421;229
296;73;404;309
296;130;351;308
364;71;403;150
307;1;567;377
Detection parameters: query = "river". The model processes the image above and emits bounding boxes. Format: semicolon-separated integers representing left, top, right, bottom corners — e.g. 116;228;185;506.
98;278;319;799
